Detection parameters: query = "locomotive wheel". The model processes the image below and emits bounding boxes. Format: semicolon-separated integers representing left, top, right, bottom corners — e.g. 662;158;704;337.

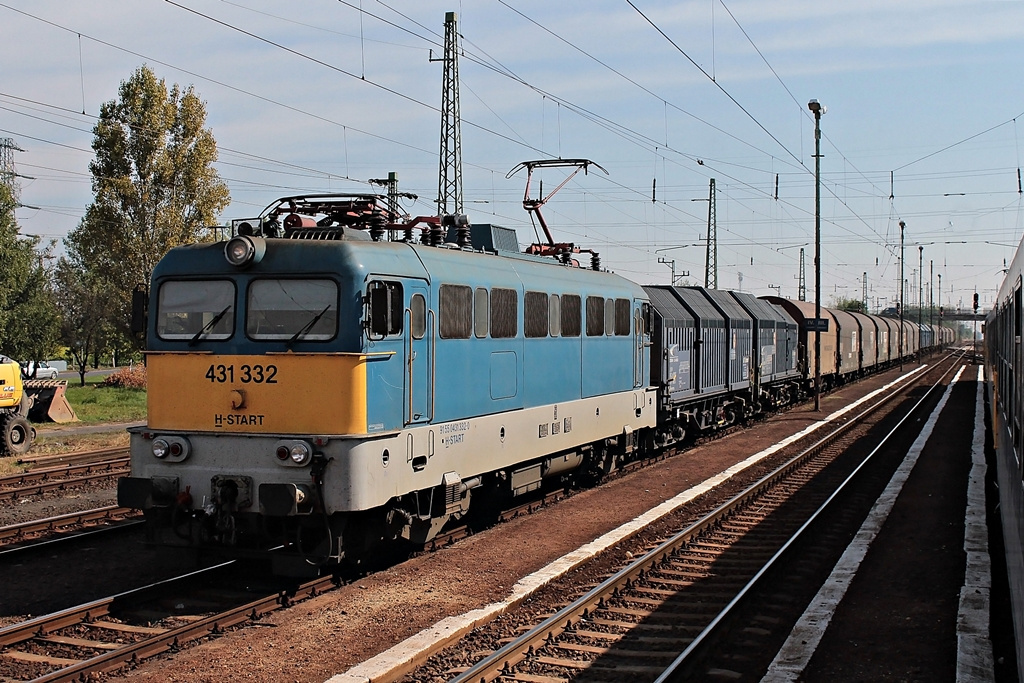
1;414;33;456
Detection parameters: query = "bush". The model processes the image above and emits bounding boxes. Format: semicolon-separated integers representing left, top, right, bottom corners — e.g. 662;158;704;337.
99;365;147;389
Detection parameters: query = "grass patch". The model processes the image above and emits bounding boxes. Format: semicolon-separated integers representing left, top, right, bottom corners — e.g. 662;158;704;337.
32;431;131;455
58;381;147;425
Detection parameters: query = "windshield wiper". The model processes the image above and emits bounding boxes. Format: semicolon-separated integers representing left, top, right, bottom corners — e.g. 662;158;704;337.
188;306;231;347
287;305;331;345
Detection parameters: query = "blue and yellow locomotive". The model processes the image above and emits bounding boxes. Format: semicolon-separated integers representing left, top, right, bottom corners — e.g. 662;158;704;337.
119;194;657;574
119;188;952;575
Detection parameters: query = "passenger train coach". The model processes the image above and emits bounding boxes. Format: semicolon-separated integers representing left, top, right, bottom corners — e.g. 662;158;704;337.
984;247;1024;681
118;192;949;575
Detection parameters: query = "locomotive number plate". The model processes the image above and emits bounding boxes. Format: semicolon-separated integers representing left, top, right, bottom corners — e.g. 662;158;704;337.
204;363;279;384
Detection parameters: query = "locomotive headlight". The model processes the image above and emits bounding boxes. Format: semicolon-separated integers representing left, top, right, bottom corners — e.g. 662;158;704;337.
273;439;313;467
152;438;170;459
289;443;311;465
149;436;191;462
224;235;266;268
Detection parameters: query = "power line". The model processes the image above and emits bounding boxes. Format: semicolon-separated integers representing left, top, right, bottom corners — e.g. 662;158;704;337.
625;0;803;170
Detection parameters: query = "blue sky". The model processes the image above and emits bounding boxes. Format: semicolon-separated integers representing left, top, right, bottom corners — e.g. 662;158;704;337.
2;0;1023;315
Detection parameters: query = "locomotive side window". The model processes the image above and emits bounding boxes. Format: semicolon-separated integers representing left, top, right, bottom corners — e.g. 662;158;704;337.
549;295;561;337
410;293;426;340
491;288;518;338
605;298;615;336
474;288;489;338
586;296;605;336
249;279;338;341
440;284;472;339
366;280;403;337
525;291;548;338
615;298;631;335
157;280;235;341
561;294;581;337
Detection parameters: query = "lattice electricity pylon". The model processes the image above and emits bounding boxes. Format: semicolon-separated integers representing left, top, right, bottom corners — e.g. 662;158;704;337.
435;11;463;216
0;137;25;203
704;178;717;289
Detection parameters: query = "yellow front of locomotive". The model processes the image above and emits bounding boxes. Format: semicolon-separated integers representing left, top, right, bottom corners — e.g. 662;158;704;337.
145;352;368;435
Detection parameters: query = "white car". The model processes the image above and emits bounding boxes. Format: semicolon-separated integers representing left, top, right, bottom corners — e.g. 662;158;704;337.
21;361;59;380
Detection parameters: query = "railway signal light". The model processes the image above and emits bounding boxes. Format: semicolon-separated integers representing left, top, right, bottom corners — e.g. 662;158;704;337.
973;293;979;312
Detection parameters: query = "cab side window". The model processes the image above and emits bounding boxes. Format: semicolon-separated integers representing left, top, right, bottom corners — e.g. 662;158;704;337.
367;280;403;337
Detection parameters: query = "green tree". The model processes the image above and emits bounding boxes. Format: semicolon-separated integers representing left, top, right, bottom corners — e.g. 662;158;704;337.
65;65;229;347
52;258;110;385
831;296;865;313
0;183;60;363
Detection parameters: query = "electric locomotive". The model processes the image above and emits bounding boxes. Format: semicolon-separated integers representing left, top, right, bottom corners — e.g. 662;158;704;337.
118;181;951;577
119;193;657;575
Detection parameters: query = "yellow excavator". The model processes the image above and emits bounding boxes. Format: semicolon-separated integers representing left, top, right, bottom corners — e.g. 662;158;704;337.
0;355;77;456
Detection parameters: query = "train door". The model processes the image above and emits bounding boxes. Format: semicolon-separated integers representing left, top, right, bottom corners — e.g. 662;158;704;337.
634;299;648;388
406;280;432;425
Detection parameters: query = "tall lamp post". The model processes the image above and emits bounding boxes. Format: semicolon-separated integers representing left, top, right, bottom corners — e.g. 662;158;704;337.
929;259;934;354
808;99;825;411
918;245;923;360
899;220;905;372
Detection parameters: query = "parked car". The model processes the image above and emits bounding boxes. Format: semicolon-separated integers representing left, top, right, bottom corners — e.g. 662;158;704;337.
20;360;59;380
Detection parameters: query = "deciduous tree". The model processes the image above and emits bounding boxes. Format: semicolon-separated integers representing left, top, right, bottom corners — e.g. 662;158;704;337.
65;65;229;346
0;183;60;362
53;258;110;385
831;296;865;313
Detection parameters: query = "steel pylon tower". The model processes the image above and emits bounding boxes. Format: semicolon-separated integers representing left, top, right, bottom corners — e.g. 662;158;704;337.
0;137;25;203
704;178;717;289
436;11;463;216
798;247;807;301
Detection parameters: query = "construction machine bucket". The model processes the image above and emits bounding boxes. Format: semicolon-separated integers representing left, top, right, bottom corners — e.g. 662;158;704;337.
23;380;79;423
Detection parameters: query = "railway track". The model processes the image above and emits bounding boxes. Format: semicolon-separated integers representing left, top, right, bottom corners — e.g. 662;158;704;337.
0;456;130;500
17;447;130;469
0;505;141;552
0;357;963;681
0;562;341;682
391;355;962;682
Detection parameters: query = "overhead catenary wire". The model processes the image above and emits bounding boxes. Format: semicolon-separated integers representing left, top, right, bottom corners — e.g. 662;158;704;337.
0;0;1018;308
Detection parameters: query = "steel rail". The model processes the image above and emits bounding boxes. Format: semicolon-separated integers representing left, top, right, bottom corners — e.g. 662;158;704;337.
652;356;964;681
1;466;129;500
0;520;145;560
0;560;342;682
17;446;130;469
0;505;139;542
449;355;958;682
0;457;130;488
